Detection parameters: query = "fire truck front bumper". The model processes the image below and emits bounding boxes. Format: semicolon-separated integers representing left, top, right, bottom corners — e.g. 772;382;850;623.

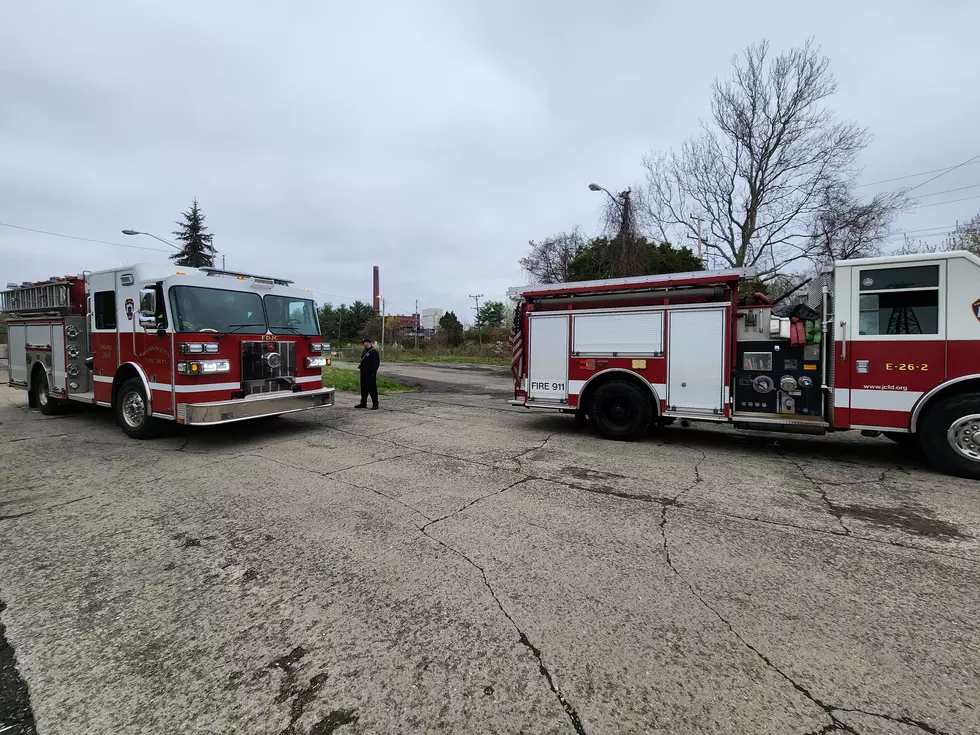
177;388;335;425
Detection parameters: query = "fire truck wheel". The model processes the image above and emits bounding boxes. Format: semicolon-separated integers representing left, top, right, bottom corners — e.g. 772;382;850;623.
919;394;980;480
588;380;652;440
115;378;161;439
33;368;62;416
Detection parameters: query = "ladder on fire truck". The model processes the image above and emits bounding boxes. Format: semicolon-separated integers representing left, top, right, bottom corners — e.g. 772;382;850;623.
0;279;75;315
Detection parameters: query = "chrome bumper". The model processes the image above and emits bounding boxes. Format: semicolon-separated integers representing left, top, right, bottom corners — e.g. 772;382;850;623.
178;387;335;425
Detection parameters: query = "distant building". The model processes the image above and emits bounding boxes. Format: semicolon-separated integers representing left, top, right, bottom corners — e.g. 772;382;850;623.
387;314;420;332
421;308;444;331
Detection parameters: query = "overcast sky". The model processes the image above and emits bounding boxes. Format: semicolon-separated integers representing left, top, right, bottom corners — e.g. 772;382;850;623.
3;0;979;324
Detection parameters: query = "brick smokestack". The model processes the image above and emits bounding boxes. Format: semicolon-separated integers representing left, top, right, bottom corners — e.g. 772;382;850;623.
372;265;380;315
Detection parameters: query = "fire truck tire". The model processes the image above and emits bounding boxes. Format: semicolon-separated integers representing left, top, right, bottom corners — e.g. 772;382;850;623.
33;368;62;416
588;380;652;440
115;378;161;439
919;393;980;480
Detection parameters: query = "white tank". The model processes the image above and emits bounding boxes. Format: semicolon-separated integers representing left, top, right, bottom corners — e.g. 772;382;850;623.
421;308;443;331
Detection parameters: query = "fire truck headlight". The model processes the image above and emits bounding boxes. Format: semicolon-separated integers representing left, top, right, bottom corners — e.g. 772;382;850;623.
199;359;231;374
203;343;219;354
306;356;328;368
179;343;206;354
178;360;230;375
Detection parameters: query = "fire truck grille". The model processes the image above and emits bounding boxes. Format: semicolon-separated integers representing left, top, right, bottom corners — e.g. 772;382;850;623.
241;340;296;394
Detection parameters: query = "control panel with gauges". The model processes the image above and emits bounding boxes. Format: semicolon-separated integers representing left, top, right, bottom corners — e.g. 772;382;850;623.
734;340;823;417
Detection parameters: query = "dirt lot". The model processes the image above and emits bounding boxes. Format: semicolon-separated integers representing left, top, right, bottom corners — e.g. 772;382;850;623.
1;371;979;735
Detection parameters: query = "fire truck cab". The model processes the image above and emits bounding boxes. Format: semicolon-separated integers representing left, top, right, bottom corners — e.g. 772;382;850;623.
508;251;980;479
2;263;335;438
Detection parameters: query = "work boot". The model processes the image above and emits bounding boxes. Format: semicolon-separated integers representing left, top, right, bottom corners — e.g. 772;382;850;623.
354;403;367;409
371;405;379;410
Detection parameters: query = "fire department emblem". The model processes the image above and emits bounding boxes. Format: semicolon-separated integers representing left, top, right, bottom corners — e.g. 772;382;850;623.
972;298;980;323
125;298;135;320
862;277;874;287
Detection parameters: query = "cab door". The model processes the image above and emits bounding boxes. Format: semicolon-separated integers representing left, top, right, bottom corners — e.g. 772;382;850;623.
847;260;946;429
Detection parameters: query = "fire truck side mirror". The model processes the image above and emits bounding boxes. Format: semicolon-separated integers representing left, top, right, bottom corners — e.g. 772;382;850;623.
138;287;158;330
139;287;157;316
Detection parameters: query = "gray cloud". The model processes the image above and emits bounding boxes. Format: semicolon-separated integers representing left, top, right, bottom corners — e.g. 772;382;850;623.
3;0;979;323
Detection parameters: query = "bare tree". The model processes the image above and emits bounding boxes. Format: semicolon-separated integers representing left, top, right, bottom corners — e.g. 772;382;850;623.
644;39;871;277
898;214;980;257
519;227;586;283
594;186;650;277
810;181;906;263
948;214;980;255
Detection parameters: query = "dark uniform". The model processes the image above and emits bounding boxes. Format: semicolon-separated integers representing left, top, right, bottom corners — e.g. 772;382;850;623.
356;340;380;409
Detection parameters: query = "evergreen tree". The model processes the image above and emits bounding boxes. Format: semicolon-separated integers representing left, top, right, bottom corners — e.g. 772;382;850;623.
475;300;507;329
171;198;216;268
439;311;464;346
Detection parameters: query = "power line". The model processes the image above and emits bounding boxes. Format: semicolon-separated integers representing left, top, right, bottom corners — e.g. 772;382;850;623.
905;153;980;194
858;159;980;188
908;194;980;211
0;222;173;253
915;183;980;198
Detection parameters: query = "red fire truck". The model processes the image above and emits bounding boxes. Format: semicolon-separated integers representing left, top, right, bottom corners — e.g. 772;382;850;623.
508;251;980;479
2;263;335;438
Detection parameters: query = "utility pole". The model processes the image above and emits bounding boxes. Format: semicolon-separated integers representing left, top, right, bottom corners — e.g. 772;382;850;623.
414;299;419;350
380;297;386;353
337;307;343;342
469;294;483;346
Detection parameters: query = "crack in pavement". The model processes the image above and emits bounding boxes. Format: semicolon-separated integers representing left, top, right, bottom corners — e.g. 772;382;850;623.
421;478;533;533
419;521;587;735
0;495;94;522
790;460;852;537
321;424;980;565
507;433;559;466
260;427;587;733
658;492;950;735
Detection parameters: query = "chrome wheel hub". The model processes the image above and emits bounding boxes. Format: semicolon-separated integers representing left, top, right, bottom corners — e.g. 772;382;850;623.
122;391;146;428
947;414;980;463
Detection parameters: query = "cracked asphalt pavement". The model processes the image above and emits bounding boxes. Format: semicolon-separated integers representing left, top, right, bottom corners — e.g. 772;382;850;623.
1;373;979;735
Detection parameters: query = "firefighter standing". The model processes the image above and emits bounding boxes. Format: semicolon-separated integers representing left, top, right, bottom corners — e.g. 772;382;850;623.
356;337;380;409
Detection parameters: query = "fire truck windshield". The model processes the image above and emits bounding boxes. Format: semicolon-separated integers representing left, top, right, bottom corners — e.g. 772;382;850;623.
169;286;266;334
265;295;321;336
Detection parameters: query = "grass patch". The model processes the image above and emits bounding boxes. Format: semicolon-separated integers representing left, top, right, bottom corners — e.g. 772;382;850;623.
321;367;413;393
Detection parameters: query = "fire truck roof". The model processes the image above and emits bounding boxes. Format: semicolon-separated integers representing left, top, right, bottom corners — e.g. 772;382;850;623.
507;267;757;300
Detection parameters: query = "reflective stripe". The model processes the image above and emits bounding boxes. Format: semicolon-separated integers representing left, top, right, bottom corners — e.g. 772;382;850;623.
835;388;849;408
850;389;922;412
567;378;667;399
173;382;241;393
295;375;323;384
93;375;113;384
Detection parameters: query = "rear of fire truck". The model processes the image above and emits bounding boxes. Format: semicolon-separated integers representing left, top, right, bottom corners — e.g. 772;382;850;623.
2;264;335;438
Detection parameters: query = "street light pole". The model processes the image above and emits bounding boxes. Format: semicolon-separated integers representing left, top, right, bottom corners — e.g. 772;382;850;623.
121;229;179;250
123;229;223;267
